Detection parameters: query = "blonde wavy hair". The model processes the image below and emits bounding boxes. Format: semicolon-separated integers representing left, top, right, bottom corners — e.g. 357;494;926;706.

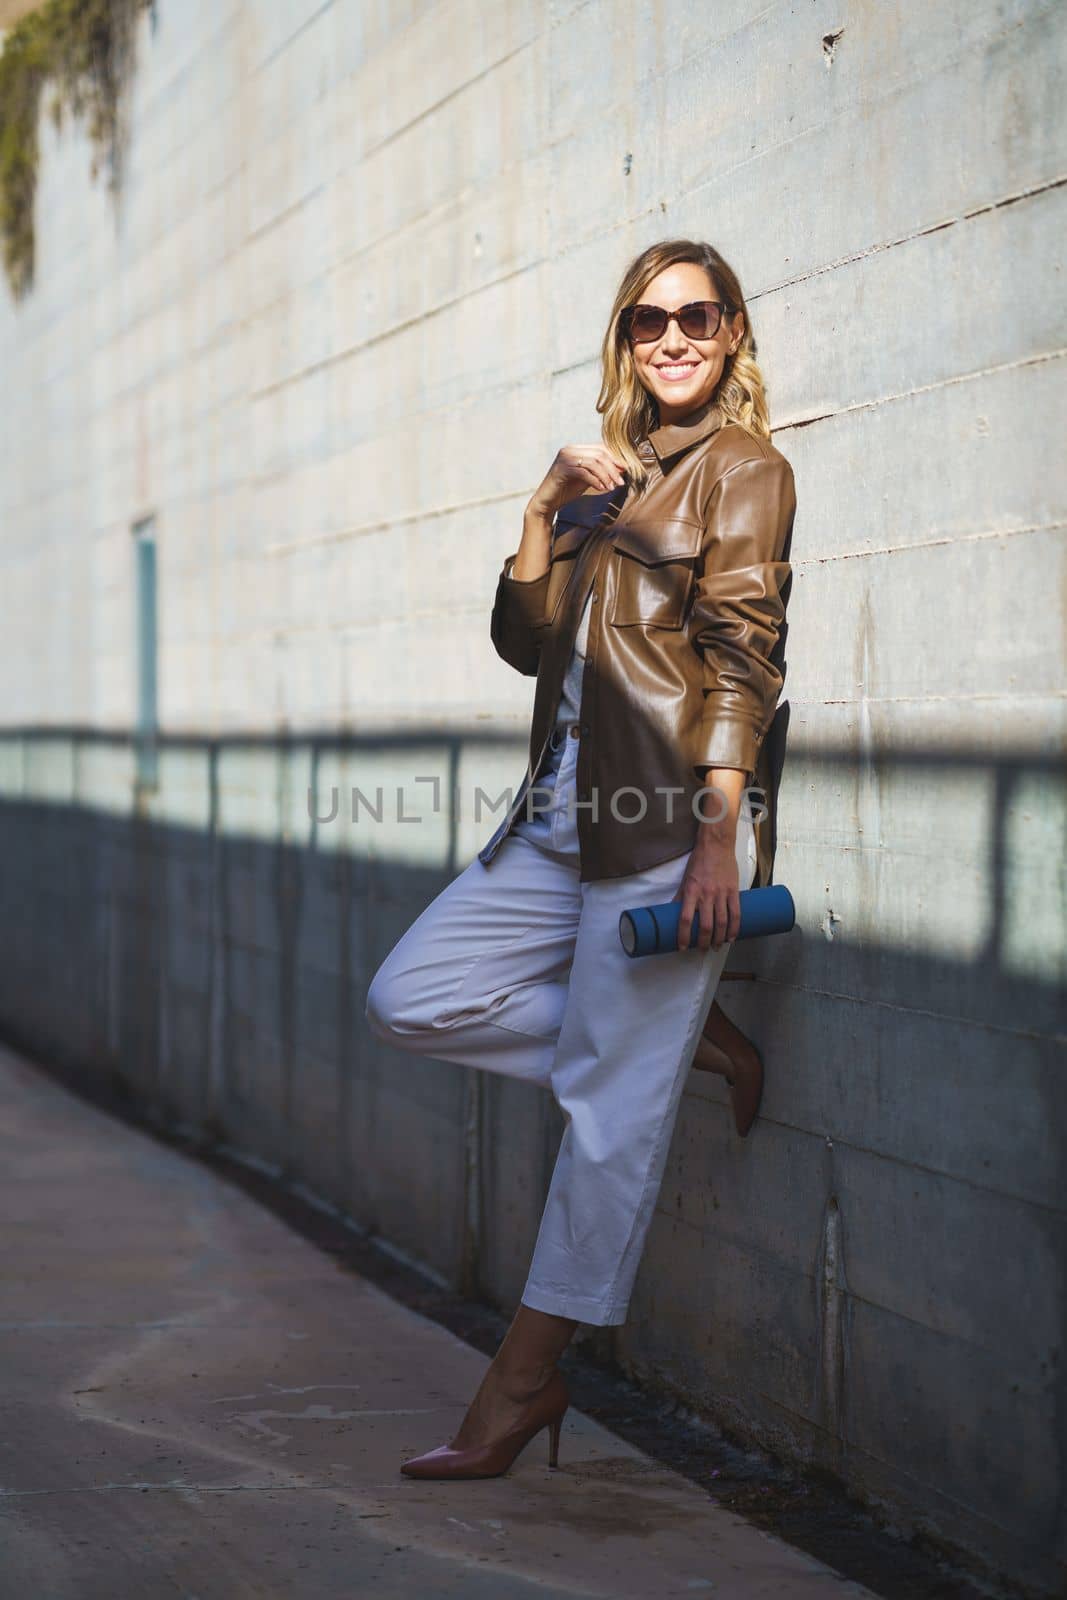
597;240;771;493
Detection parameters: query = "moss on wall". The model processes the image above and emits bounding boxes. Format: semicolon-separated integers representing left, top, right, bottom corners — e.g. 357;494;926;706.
0;0;152;300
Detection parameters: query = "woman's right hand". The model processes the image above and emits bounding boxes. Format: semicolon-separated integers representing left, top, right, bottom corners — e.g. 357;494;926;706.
526;445;628;520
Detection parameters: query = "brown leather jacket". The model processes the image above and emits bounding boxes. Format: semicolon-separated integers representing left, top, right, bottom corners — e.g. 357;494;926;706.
478;400;796;885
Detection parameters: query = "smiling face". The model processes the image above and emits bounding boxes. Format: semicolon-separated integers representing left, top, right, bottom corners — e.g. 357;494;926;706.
627;262;745;426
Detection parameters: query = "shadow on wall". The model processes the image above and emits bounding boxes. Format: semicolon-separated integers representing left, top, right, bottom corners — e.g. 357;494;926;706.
0;721;1062;1592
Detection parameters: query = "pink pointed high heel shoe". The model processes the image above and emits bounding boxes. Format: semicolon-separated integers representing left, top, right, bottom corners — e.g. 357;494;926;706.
400;1369;569;1480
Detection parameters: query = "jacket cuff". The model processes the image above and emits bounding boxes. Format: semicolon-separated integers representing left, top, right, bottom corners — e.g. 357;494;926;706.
500;551;551;610
490;552;552;677
693;714;761;779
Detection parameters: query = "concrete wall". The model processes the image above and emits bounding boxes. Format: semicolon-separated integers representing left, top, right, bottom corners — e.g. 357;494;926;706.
0;2;1063;1592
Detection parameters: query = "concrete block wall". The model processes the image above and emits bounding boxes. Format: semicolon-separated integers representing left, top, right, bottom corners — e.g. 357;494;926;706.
0;3;1063;1591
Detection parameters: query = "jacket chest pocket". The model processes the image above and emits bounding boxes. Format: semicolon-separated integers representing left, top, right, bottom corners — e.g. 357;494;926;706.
545;520;590;621
609;517;703;629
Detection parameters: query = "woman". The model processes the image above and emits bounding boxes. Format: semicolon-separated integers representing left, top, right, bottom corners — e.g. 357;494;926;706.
365;239;796;1480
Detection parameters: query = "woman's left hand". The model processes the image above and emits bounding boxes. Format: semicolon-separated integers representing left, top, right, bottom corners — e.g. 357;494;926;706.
672;834;741;953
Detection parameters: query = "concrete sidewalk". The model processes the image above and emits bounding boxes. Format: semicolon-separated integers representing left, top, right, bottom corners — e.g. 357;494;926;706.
0;1045;877;1599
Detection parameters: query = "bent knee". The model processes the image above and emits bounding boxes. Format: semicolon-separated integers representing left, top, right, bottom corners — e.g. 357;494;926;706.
365;967;402;1040
365;963;430;1043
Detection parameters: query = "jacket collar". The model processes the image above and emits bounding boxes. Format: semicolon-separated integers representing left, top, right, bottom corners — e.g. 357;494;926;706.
640;399;725;466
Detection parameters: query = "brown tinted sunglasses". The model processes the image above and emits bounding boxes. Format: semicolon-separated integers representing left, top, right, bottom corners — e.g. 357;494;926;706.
620;299;735;344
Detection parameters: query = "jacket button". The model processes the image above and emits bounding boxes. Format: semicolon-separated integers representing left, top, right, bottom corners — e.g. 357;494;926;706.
591;590;599;603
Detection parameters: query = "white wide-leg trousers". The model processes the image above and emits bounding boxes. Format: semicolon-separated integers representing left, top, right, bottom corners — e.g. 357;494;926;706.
364;722;758;1326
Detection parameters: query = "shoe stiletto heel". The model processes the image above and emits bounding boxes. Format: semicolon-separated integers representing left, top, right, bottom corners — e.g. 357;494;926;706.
400;1369;569;1480
691;1000;765;1138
